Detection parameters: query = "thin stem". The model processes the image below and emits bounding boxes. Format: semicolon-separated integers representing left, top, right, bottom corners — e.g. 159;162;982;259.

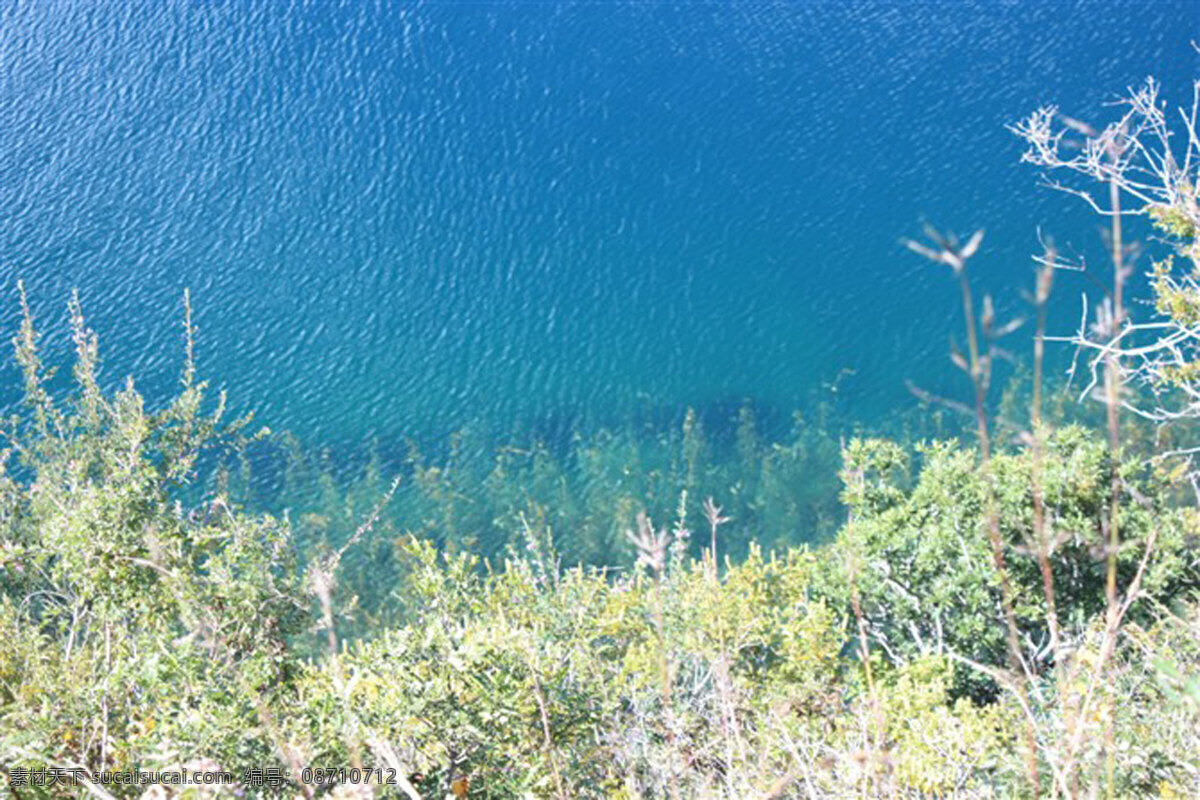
1032;259;1061;663
1103;171;1124;800
958;262;1040;798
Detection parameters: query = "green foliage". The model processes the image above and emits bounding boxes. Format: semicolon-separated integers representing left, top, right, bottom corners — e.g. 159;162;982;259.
264;401;847;631
286;536;869;798
1150;201;1199;249
0;290;306;790
836;428;1200;694
1147;200;1200;390
1;287;1198;799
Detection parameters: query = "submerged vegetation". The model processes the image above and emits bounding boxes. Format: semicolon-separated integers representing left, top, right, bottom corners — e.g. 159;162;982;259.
3;78;1200;799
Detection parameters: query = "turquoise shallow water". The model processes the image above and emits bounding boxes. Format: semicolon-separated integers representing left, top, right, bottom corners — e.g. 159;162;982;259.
1;0;1197;461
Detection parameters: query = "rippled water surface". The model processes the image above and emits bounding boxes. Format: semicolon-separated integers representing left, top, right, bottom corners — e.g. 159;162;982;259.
2;1;1197;450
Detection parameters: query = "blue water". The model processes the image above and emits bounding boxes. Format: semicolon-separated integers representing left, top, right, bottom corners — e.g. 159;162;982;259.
1;1;1197;450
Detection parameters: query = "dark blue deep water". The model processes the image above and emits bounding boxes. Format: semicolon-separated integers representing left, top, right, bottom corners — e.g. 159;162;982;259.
2;1;1198;464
